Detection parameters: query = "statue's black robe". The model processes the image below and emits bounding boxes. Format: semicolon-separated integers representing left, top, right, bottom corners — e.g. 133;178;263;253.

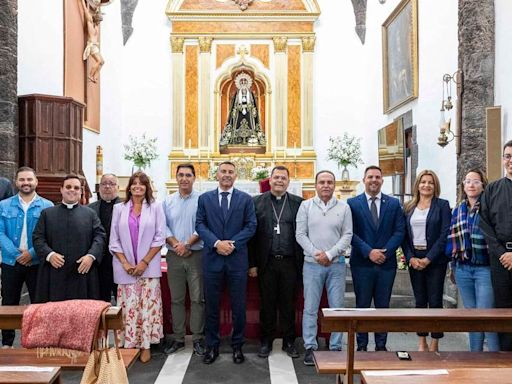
33;204;106;303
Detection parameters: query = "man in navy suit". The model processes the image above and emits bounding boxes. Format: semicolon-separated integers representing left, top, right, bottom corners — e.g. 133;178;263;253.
196;161;257;364
347;165;405;351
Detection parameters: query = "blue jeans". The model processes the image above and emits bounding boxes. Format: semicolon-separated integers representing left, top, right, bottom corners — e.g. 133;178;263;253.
302;261;346;350
454;263;500;352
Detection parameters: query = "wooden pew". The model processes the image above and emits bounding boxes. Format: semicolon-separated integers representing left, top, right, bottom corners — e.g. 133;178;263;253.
0;305;139;370
0;366;61;384
315;308;512;384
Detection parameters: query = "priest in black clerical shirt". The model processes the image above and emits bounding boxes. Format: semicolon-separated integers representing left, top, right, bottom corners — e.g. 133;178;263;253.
89;173;121;302
33;175;105;303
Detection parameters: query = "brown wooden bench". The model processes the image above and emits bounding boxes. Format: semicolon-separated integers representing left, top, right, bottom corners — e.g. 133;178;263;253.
0;366;61;384
316;308;512;384
360;367;512;384
0;305;139;370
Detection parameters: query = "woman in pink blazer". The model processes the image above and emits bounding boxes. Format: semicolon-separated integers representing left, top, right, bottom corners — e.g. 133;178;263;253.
109;172;165;363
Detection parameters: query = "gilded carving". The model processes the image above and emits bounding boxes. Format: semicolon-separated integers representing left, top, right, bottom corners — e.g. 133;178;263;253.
301;36;316;52
198;36;213;53
170;36;185;53
273;36;288;52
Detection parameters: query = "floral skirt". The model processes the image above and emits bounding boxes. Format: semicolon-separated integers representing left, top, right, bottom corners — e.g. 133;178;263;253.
117;277;163;349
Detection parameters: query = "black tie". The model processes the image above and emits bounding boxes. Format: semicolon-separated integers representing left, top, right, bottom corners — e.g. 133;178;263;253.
370;197;379;226
221;192;229;219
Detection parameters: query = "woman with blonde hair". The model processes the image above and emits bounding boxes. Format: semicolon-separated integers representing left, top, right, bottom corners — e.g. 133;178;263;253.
109;171;165;362
403;170;451;352
446;169;499;351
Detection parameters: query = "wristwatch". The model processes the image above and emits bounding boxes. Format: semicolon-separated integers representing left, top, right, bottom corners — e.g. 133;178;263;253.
184;242;191;250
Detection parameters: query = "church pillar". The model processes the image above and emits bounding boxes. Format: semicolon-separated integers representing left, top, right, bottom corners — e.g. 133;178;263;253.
301;36;316;150
198;37;212;150
273;37;288;149
0;0;18;178
457;0;494;180
170;37;185;151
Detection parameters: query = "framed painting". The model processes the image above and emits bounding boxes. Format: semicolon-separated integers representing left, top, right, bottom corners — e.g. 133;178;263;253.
382;0;418;114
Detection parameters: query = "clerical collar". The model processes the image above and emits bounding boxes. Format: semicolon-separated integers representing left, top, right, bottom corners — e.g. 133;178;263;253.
62;201;79;209
271;192;286;201
101;198;116;204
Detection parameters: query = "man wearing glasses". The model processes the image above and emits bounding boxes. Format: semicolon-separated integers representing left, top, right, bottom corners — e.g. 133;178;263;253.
480;140;512;350
89;174;121;302
33;175;106;302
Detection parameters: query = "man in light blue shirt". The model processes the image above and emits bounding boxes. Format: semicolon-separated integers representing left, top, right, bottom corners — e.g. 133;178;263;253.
0;167;53;347
163;164;205;356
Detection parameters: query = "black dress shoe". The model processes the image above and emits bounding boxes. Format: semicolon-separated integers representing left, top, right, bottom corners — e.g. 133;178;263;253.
164;341;185;354
203;347;219;364
258;343;272;358
282;343;300;358
356;346;367;352
193;339;206;356
375;346;388;351
232;346;245;364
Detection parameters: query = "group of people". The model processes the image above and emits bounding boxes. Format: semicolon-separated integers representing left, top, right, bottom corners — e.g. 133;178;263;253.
1;140;512;366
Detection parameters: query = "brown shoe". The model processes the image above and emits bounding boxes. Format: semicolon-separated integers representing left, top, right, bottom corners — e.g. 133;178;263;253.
140;348;151;363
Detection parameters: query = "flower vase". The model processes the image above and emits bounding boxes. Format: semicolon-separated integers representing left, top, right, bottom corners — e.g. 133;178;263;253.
340;164;350;181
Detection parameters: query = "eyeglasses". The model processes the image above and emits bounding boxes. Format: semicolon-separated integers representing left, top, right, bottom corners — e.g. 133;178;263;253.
64;185;82;191
100;182;117;187
503;154;512;161
463;179;482;186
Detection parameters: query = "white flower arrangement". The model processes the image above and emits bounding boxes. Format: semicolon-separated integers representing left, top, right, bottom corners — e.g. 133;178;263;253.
208;163;219;181
327;133;363;168
251;164;271;181
123;133;159;170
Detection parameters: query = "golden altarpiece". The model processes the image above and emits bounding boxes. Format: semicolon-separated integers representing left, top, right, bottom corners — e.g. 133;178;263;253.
165;0;320;198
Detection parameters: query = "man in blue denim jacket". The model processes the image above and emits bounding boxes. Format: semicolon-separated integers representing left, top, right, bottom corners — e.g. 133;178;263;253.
0;167;53;347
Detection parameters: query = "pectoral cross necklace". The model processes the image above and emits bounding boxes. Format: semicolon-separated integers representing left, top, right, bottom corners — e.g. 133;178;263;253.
271;194;288;235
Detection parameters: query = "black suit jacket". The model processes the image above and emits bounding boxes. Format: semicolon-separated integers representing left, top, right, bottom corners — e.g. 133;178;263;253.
0;177;13;201
249;191;304;276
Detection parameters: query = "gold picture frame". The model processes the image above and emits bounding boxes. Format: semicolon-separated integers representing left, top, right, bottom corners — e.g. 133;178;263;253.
382;0;418;114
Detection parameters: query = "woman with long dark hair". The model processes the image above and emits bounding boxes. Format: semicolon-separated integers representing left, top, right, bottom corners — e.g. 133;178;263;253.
109;172;165;362
403;170;451;352
446;169;499;351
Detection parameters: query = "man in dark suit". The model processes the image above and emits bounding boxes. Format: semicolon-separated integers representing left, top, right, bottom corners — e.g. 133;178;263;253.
196;161;257;364
89;173;121;303
347;165;405;352
249;166;303;359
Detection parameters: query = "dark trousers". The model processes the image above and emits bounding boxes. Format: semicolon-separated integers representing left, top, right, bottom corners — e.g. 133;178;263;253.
98;258;117;304
489;251;512;350
204;265;247;349
351;265;396;348
258;256;297;345
1;263;38;346
409;255;447;339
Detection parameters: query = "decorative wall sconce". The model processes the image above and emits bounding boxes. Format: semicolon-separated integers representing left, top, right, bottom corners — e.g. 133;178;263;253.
437;70;463;152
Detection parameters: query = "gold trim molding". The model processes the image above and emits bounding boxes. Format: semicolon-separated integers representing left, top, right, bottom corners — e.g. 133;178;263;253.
198;36;213;52
170;36;185;53
273;36;288;52
301;36;316;52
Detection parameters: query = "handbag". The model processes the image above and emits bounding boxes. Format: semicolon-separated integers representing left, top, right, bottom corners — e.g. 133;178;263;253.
81;309;129;384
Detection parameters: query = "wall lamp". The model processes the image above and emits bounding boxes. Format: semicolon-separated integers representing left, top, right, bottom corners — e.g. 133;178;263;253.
437;70;463;153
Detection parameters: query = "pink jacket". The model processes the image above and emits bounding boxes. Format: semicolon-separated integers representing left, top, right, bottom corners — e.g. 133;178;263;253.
109;200;165;284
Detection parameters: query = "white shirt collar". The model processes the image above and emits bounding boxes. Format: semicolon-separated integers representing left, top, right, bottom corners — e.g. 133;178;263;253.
365;192;382;201
18;193;37;207
218;187;234;196
62;201;79;209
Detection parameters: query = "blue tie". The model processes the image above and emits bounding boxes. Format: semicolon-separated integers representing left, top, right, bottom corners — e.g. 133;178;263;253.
221;192;229;219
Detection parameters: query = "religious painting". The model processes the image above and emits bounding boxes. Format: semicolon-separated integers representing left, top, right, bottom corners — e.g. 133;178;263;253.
382;0;418;114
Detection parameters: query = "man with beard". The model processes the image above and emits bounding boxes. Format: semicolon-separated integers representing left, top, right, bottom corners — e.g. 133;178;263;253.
89;173;121;302
0;167;53;347
196;161;257;364
249;166;303;358
33;175;106;302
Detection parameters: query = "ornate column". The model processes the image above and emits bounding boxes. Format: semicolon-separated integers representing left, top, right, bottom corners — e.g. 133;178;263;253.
273;37;288;149
0;0;17;177
301;36;315;150
170;36;185;151
457;0;494;181
198;37;213;150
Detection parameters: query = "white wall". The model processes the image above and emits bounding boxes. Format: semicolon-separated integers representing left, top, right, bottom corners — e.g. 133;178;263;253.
18;0;63;96
314;0;458;203
495;0;512;142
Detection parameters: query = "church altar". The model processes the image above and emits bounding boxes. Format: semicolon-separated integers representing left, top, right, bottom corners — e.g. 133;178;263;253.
194;180;303;196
